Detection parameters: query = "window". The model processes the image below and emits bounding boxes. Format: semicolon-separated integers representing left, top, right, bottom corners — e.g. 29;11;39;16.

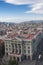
28;50;30;53
6;44;8;47
24;50;26;53
28;47;30;49
6;53;8;56
18;44;21;48
28;41;31;43
9;45;11;47
9;48;11;51
19;49;21;54
19;45;21;48
6;48;8;51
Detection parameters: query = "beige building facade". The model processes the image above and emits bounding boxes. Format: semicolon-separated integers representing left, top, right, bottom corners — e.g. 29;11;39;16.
4;30;42;62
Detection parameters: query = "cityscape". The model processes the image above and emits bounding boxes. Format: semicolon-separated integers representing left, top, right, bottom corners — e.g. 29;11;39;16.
0;0;43;65
0;22;43;65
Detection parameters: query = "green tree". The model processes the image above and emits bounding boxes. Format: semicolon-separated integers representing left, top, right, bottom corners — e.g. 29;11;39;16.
0;42;5;58
8;59;18;65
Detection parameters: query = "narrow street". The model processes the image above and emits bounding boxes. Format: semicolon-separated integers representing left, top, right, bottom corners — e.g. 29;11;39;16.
34;38;43;65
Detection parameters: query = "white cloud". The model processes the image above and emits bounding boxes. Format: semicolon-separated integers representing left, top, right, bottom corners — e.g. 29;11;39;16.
4;0;43;14
5;0;33;5
25;3;43;14
4;0;43;5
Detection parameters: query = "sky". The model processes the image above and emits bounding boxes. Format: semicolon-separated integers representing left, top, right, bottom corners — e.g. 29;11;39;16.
0;0;43;23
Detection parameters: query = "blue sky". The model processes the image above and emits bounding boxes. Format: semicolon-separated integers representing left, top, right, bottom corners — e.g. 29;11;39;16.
0;0;43;23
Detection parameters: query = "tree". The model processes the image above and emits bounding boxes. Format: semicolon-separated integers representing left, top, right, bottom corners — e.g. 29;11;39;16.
0;42;5;58
8;59;18;65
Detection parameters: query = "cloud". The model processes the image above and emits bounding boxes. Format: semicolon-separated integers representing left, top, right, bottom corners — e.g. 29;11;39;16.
4;0;43;5
4;0;33;5
4;0;43;14
25;3;43;14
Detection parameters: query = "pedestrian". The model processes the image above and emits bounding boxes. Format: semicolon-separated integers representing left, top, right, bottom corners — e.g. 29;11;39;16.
38;54;41;62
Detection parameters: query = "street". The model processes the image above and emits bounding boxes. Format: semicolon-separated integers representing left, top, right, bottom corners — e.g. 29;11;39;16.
19;60;43;65
19;60;35;65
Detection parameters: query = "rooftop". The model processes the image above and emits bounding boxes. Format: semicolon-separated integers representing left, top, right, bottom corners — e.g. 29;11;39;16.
26;30;40;40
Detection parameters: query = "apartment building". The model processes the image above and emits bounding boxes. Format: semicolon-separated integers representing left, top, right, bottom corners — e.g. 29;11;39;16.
4;29;42;62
